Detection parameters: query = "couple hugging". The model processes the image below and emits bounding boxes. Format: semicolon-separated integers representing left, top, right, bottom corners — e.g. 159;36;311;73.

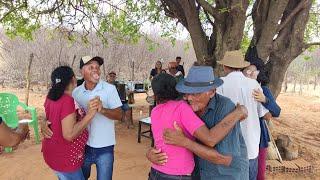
147;66;249;180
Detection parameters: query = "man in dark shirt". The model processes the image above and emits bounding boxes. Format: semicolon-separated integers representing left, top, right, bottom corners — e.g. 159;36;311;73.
106;71;133;128
176;56;185;77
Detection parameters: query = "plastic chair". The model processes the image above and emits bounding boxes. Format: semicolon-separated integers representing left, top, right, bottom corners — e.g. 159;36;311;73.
0;93;40;152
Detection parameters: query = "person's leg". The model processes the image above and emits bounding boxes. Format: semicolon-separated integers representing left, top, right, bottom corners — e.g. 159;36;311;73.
55;169;85;180
257;148;268;180
249;157;259;180
95;145;115;180
120;105;126;123
81;145;95;180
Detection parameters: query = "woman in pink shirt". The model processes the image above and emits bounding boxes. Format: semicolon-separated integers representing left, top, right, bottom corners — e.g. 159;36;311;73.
148;73;246;180
42;66;99;180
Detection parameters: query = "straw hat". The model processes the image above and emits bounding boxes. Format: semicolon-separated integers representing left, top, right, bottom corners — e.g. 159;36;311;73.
217;50;250;68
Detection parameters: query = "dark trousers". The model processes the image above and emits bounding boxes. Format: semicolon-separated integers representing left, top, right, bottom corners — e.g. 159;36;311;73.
148;168;192;180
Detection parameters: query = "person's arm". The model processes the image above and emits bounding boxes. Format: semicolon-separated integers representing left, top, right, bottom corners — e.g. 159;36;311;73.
41;119;53;138
193;104;247;147
164;122;232;166
95;84;123;121
99;107;122;120
0;121;29;147
261;87;281;117
62;99;97;141
60;97;97;141
181;136;231;165
146;148;168;165
181;66;185;76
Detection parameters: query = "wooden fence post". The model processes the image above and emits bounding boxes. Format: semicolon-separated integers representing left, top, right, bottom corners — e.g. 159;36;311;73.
25;53;34;106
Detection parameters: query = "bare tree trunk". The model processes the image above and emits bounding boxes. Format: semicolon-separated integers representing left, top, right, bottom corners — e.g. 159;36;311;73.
284;71;288;93
314;75;317;90
293;78;297;93
299;78;303;95
251;0;312;98
103;62;106;79
268;58;291;98
131;61;135;81
25;53;34;106
71;55;76;68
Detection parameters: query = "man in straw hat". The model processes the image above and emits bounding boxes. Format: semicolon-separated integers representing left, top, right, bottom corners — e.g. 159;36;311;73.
216;50;271;180
147;66;249;180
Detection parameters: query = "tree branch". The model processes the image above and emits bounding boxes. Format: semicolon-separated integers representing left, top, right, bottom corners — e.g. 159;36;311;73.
196;0;222;21
277;0;309;32
204;9;214;26
0;2;27;22
36;0;64;15
304;42;320;49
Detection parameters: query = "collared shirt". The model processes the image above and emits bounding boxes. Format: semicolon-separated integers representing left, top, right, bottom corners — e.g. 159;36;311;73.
217;71;269;159
72;80;122;148
194;94;249;180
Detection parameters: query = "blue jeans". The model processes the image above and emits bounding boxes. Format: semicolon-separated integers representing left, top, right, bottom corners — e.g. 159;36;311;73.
55;168;85;180
249;158;258;180
121;103;130;111
82;145;114;180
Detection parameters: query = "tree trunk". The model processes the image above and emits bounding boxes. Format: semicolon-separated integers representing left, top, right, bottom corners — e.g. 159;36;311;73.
251;0;312;98
160;0;312;99
268;56;292;98
25;53;34;106
293;78;297;93
284;71;288;93
299;78;303;95
71;55;76;68
314;75;317;90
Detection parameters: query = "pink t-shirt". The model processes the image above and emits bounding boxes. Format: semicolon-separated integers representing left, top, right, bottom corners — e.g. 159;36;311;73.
42;94;88;172
151;100;205;175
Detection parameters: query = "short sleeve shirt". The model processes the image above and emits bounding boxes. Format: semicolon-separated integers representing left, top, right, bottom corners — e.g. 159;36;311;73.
72;80;122;148
151;100;204;175
42;94;89;172
217;71;269;159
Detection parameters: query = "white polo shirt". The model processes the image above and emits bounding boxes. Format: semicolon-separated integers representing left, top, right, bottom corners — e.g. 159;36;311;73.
72;80;122;148
217;71;269;159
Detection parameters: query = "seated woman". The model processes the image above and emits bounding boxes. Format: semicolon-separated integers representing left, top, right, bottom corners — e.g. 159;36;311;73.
42;66;99;180
148;73;247;180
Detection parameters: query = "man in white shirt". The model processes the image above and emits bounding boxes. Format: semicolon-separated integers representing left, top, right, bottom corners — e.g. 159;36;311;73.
73;56;122;180
216;50;271;180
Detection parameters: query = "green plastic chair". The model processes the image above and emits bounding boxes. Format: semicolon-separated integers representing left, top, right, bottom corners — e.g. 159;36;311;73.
0;93;40;152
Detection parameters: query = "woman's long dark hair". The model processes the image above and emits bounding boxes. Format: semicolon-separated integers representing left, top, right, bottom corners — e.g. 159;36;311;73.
47;66;75;101
155;61;162;70
151;73;179;104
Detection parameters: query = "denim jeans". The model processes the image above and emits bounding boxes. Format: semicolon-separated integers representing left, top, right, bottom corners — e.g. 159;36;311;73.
249;157;258;180
148;168;192;180
82;145;114;180
55;168;85;180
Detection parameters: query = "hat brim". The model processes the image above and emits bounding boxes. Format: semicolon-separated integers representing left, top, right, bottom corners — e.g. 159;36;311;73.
176;78;224;94
217;60;250;68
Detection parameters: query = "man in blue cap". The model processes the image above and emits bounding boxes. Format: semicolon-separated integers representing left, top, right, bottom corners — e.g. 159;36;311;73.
147;66;249;180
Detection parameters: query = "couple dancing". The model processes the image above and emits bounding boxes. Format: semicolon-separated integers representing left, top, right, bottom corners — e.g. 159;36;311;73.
41;56;122;180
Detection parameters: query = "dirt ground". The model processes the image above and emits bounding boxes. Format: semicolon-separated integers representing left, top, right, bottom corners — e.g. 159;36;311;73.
0;87;319;180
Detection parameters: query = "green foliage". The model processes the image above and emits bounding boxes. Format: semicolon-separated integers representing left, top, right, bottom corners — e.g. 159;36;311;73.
304;2;320;46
